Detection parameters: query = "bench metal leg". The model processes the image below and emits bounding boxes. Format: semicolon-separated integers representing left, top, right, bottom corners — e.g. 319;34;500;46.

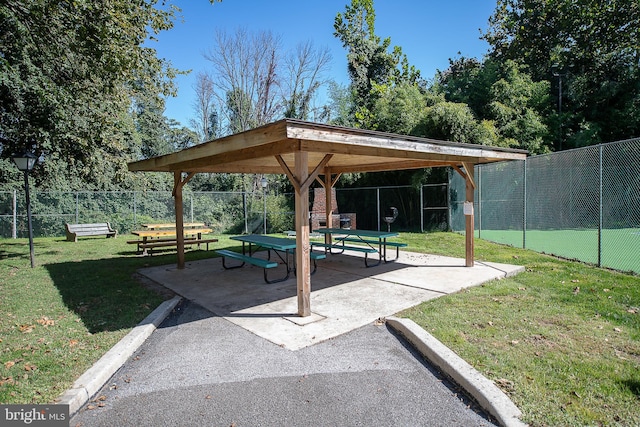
264;265;289;284
264;249;291;283
221;257;245;269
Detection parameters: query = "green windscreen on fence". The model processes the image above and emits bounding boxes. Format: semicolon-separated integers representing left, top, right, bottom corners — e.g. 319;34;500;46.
451;138;640;274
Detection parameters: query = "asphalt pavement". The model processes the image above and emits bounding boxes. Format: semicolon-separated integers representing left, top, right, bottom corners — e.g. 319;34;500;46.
71;299;499;427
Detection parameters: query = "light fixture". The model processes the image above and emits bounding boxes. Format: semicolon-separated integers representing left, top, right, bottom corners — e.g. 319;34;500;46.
11;151;38;268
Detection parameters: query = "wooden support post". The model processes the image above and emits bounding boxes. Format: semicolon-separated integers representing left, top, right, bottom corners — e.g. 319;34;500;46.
294;152;311;317
465;165;475;267
173;172;186;269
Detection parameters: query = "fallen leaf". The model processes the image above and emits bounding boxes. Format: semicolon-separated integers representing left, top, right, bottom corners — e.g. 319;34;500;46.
510;340;519;345
4;361;15;369
69;340;79;347
0;377;15;386
614;327;622;333
19;325;34;333
603;288;610;292
573;287;580;295
36;316;55;327
627;309;637;314
495;378;515;392
24;363;36;371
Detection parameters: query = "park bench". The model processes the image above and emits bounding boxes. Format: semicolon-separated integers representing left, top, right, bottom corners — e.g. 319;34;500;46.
66;223;117;242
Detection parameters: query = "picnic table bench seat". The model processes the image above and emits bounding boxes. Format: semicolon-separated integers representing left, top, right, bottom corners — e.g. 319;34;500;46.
335;237;408;248
216;249;283;283
139;238;218;255
66;223;117;242
311;241;377;253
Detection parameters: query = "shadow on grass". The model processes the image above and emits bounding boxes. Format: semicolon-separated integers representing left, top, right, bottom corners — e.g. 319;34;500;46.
44;252;186;334
622;378;640;398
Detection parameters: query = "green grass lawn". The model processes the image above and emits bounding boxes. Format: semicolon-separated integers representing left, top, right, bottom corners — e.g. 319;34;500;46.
400;232;640;426
0;234;235;405
1;232;639;426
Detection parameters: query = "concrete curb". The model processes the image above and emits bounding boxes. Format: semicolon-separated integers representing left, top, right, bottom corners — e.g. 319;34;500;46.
386;317;527;427
58;296;182;415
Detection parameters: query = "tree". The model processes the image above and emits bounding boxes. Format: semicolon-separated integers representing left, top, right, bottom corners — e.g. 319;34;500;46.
205;28;282;134
0;0;181;189
190;72;219;142
437;58;550;153
282;41;332;121
483;0;640;148
333;0;421;128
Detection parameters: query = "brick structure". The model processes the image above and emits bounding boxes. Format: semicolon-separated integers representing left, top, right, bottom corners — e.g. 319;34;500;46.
310;187;356;230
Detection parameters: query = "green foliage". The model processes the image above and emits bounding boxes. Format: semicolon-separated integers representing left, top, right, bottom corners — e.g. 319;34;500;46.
437;59;550;153
370;82;426;135
333;0;422;129
416;101;482;143
0;1;221;193
483;0;640;148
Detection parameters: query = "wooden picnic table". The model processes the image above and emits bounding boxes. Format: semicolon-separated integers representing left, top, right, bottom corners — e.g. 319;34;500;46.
130;227;215;255
141;222;205;230
312;228;406;267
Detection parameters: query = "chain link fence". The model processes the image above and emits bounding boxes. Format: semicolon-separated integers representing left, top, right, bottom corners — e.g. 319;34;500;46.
451;138;640;274
5;138;638;274
0;184;449;239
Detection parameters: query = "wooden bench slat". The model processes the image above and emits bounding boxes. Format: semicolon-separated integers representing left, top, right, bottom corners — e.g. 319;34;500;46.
216;249;278;269
66;222;117;242
140;238;218;249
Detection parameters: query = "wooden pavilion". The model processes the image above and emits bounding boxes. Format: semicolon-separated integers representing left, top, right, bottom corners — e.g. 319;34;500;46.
128;119;527;317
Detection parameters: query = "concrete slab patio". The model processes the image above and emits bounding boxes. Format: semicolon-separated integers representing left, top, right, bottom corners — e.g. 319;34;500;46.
138;250;523;351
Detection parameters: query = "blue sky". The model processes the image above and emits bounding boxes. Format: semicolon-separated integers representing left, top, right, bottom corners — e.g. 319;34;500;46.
151;0;497;127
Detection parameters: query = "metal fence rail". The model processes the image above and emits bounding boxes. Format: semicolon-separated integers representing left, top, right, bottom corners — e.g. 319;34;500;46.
6;136;637;275
451;138;640;274
0;184;449;239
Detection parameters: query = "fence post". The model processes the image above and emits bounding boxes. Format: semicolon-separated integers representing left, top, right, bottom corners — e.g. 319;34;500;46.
420;184;424;232
243;191;248;234
598;144;603;267
376;187;381;231
523;158;527;249
12;190;17;239
133;191;137;228
190;193;194;223
477;165;482;239
75;192;79;223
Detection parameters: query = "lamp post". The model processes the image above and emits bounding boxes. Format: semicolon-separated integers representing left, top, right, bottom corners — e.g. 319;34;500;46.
260;176;268;234
11;151;37;268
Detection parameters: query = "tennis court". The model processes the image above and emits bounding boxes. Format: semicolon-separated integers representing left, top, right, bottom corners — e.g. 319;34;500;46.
476;228;640;273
